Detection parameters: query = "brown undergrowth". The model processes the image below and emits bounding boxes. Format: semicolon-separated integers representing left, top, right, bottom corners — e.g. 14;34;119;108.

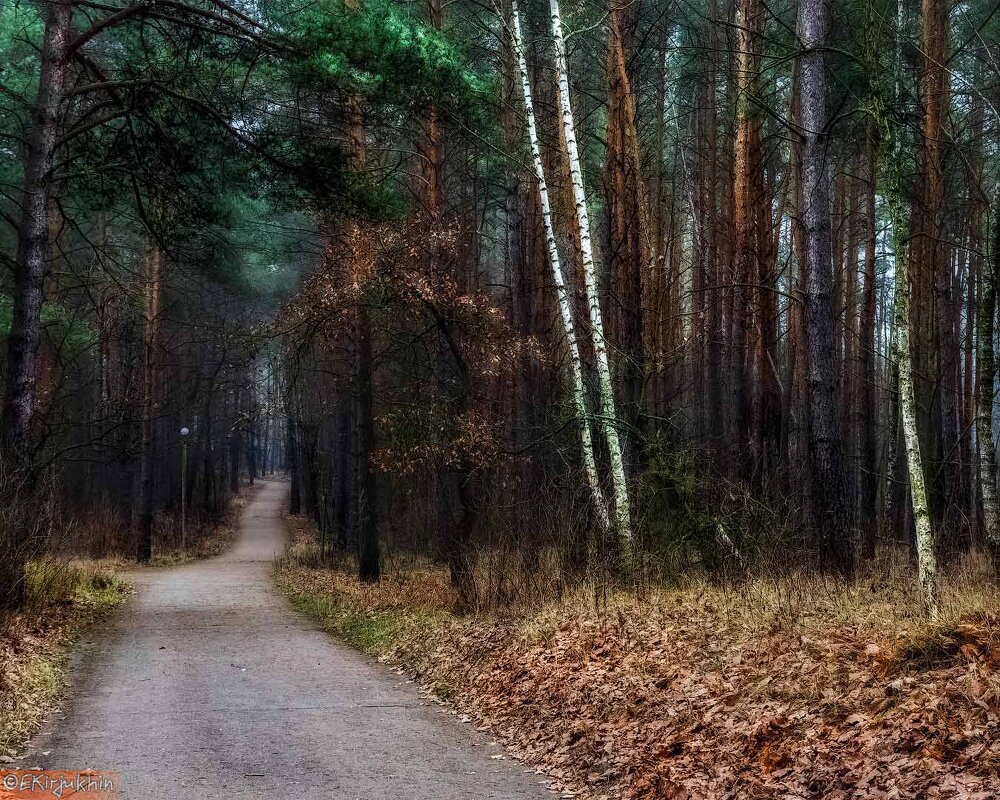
276;521;1000;799
146;480;266;565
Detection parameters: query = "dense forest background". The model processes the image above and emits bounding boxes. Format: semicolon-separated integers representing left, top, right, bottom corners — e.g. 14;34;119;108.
2;0;1000;615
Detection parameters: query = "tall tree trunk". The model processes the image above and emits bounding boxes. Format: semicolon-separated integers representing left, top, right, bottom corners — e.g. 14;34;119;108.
0;0;70;606
756;162;781;478
701;0;723;450
342;12;380;580
891;207;939;615
797;0;854;575
957;235;974;533
1;0;71;466
229;390;241;495
287;412;301;514
918;0;951;532
332;402;351;550
857;126;880;557
650;24;671;429
730;0;760;478
355;302;379;582
136;246;163;562
202;385;217;514
248;423;258;484
550;0;634;565
511;0;611;541
604;4;652;465
730;0;778;481
842;176;861;509
876;84;940;612
787;63;809;475
977;196;1000;558
419;0;444;220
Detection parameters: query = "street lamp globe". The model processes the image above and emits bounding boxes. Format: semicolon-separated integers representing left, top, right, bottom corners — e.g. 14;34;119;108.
180;426;190;437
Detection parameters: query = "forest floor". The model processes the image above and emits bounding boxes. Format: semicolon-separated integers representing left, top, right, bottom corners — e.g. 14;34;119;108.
0;480;262;760
276;522;1000;800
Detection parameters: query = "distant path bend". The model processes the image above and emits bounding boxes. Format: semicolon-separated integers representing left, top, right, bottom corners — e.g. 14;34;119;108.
23;479;549;800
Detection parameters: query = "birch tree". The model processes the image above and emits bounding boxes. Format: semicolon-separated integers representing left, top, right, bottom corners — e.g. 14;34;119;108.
509;0;611;539
873;95;939;616
549;0;633;564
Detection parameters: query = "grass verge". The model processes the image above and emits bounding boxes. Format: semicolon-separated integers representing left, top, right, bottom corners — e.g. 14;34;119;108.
279;582;414;654
0;560;129;758
275;515;452;656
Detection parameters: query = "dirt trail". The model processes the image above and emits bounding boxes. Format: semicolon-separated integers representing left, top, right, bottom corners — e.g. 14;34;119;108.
20;479;549;799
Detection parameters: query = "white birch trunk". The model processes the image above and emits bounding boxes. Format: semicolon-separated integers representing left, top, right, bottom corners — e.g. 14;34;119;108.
881;120;938;614
549;0;634;563
891;229;938;617
510;0;611;536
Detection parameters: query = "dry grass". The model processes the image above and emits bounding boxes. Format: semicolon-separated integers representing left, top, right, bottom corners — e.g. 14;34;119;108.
0;560;129;758
284;522;455;610
276;515;455;653
276;524;1000;799
67;482;267;566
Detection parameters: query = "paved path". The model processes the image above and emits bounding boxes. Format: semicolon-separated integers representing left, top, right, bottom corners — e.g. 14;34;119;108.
21;479;550;799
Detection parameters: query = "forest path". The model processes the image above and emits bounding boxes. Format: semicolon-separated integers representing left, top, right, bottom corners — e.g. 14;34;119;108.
21;478;549;799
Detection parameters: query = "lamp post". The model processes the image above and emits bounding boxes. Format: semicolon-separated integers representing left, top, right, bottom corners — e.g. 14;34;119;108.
180;426;190;550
